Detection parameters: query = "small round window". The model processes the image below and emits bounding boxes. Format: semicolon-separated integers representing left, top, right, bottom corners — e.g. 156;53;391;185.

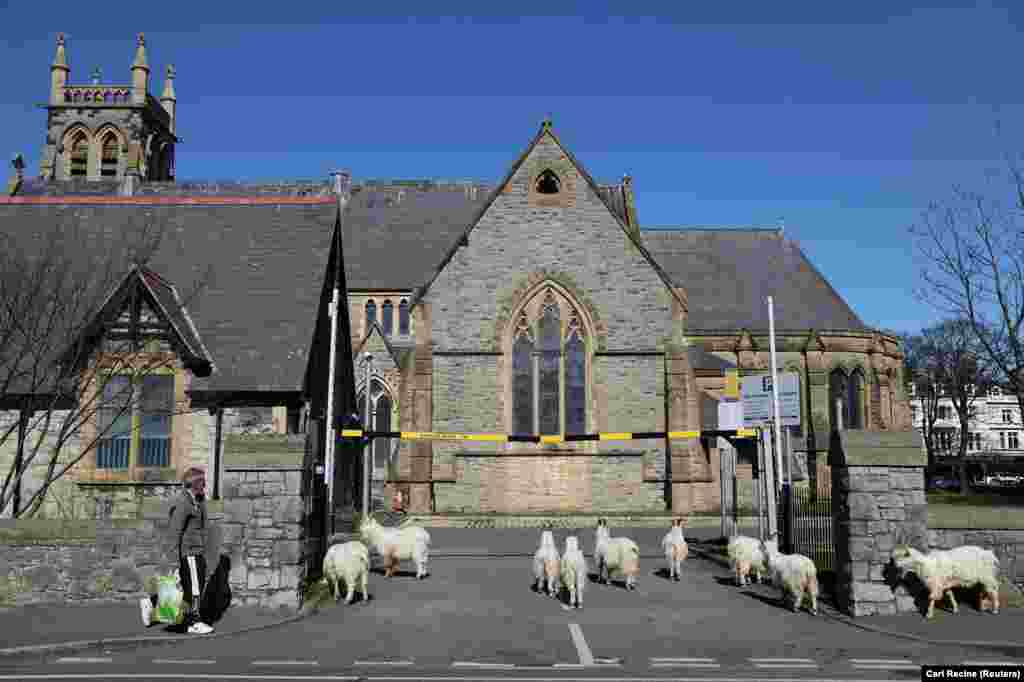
535;169;561;195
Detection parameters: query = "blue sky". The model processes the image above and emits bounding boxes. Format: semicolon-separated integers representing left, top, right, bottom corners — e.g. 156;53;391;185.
3;1;1023;336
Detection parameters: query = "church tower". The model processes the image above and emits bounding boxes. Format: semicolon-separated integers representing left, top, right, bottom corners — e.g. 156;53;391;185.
39;33;178;183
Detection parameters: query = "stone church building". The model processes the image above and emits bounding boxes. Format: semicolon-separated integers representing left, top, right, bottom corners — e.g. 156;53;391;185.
0;35;909;520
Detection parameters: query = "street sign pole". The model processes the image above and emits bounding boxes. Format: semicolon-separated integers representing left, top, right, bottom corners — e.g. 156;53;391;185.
768;296;784;498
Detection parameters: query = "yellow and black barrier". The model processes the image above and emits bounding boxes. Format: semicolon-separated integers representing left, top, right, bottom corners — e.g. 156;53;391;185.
339;428;757;443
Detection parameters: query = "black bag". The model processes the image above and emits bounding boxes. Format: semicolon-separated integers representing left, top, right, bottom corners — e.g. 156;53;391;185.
200;554;232;624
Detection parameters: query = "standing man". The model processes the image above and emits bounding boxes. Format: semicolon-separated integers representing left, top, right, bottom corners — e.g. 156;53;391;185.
170;467;214;634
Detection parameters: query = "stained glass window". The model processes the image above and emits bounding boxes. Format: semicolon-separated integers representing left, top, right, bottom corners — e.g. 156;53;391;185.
538;303;561;435
381;300;393;336
566;331;586;435
365;300;376;331
513;334;534;434
398;300;410;335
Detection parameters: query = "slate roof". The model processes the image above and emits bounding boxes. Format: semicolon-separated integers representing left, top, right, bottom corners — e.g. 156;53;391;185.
0;199;337;394
341;183;492;290
640;228;869;333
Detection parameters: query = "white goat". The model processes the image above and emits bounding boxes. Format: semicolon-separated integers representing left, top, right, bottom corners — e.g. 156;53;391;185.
560;536;587;609
533;530;561;597
891;544;1000;619
322;540;370;604
727;535;769;586
760;539;819;615
359;516;431;579
594;519;640;590
661;518;689;581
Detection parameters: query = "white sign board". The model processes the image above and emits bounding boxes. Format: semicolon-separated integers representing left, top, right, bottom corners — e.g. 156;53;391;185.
741;372;802;428
717;400;743;430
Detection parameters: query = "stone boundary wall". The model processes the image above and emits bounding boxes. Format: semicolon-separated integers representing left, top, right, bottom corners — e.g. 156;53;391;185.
0;464;308;611
830;431;927;617
929;528;1024;585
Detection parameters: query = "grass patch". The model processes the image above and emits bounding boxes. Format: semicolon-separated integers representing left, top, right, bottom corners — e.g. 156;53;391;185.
928;504;1024;529
927;491;1024;507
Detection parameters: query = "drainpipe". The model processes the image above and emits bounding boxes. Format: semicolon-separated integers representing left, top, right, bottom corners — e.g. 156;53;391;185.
210;406;224;499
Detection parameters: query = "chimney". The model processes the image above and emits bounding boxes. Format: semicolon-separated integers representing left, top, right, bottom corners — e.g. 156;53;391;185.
329;169;352;206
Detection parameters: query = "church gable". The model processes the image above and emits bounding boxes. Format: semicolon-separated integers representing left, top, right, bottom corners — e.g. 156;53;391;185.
417;121;681;353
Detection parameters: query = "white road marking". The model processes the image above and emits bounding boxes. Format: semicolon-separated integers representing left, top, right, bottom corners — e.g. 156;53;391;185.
852;661;919;670
964;662;1017;666
568;622;595;666
251;660;320;666
355;660;415;666
652;658;717;663
451;661;515;669
55;658;113;664
651;663;722;669
849;659;915;664
152;659;217;665
749;658;816;663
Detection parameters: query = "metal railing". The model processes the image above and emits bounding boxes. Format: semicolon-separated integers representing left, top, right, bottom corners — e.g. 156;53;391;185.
780;480;834;572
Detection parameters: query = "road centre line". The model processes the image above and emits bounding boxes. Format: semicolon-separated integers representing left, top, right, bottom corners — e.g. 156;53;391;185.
55;657;113;664
568;623;595;666
651;663;721;668
849;659;916;664
355;660;415;666
749;658;816;663
152;659;217;664
451;662;515;669
251;660;320;666
964;662;1019;666
652;658;717;662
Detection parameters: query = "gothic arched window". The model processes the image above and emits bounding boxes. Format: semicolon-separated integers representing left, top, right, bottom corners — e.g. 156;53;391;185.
381;300;393;337
398;299;410;335
829;368;847;432
509;285;590;437
100;131;120;178
365;300;376;332
848;369;864;430
535;169;561;195
67;130;89;177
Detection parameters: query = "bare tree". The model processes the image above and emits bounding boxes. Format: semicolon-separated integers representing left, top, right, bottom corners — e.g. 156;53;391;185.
901;331;944;481
0;211;209;518
911;130;1024;435
901;320;991;492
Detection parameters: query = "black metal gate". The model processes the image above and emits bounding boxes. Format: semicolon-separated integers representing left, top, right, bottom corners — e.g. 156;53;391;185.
779;478;834;572
303;417;327;580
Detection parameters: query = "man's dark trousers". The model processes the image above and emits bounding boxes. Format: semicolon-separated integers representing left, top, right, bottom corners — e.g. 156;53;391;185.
180;554;207;625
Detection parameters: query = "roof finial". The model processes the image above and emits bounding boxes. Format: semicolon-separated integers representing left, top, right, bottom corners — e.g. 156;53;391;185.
132;32;148;70
161;63;176;101
52;32;68;68
622;173;632;186
542;112;552;130
90;66;101;84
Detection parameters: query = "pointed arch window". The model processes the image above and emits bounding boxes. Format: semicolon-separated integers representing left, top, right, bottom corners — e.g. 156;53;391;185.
848;369;864;430
536;169;561;195
381;300;393;337
100;131;120;178
509;286;589;437
68;130;89;177
365;300;377;332
829;368;847;432
398;299;410;335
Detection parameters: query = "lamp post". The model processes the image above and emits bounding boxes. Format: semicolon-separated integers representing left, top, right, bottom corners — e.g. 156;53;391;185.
362;352;373;518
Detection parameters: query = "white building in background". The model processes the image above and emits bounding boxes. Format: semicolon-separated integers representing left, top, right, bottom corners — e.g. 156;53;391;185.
909;385;1023;459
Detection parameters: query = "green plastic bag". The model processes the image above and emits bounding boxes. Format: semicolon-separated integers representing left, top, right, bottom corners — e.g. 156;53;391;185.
154;573;185;625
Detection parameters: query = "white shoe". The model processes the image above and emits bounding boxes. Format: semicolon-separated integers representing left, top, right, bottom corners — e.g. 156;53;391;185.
187;622;214;634
140;598;153;627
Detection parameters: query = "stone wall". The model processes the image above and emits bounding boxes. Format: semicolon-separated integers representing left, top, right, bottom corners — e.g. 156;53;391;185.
218;465;305;610
929;528;1024;585
0;464;308;611
830;430;927;617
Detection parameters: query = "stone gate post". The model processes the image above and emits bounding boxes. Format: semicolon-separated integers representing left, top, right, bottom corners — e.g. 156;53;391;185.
829;430;926;616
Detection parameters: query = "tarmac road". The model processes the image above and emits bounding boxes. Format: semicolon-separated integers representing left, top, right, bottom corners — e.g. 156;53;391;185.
1;550;1020;681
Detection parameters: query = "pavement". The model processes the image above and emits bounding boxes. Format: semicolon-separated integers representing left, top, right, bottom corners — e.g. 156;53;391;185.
1;523;1023;661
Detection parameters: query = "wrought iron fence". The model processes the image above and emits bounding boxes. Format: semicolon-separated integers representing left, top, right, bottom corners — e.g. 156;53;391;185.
779;480;834;572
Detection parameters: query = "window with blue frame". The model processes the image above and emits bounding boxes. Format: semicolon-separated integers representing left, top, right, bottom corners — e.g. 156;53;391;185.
95;373;174;469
